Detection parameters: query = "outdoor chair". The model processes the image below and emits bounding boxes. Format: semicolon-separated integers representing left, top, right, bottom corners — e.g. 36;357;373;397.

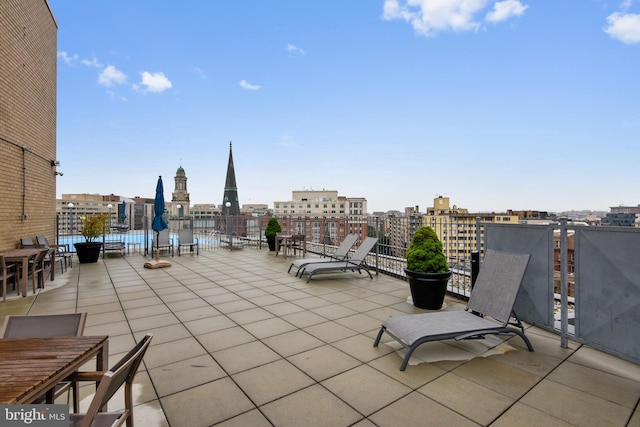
288;234;358;276
20;237;64;276
0;254;17;303
26;248;50;292
298;237;378;283
373;250;534;371
177;229;199;256
151;229;173;257
1;313;87;410
36;234;73;272
282;234;306;258
68;334;153;427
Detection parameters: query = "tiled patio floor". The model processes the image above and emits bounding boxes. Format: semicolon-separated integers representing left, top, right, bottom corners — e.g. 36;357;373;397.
2;247;640;426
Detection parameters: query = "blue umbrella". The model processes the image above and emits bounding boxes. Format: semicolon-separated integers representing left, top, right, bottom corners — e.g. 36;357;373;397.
152;176;168;262
121;200;127;221
152;176;168;233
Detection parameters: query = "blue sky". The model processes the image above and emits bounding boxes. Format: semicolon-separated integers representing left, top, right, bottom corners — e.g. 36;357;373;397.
50;0;640;213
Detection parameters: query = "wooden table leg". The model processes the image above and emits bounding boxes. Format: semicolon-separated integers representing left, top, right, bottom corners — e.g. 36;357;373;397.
50;250;55;281
98;340;109;412
20;256;28;297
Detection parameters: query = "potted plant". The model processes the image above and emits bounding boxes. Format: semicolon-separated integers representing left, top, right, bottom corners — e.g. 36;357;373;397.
264;218;282;251
74;213;109;263
404;226;452;309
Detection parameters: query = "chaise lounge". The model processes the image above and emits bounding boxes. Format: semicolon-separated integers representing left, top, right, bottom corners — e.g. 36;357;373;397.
373;249;534;371
288;234;358;276
297;237;378;283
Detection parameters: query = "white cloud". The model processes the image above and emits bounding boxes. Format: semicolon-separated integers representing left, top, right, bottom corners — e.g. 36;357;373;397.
239;79;261;90
287;43;306;55
382;0;528;36
138;71;172;93
486;0;528;23
81;57;102;68
604;12;640;44
98;65;127;86
57;51;78;65
193;67;207;79
383;0;486;36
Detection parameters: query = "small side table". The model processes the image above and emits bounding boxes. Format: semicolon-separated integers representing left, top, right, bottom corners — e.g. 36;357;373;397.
128;242;141;254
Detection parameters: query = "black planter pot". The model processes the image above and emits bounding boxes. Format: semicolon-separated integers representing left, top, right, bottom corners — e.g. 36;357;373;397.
405;269;453;310
74;242;103;264
266;236;276;251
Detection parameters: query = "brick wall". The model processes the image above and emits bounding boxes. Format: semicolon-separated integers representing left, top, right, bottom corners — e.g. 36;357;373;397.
0;1;57;250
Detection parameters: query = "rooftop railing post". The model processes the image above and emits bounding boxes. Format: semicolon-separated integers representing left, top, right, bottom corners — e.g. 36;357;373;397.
56;212;60;246
475;217;482;254
560;217;569;348
471;251;480;289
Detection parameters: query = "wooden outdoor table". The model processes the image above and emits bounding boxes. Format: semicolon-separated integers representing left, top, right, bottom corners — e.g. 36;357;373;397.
275;234;292;259
275;234;305;259
0;335;109;404
0;248;41;297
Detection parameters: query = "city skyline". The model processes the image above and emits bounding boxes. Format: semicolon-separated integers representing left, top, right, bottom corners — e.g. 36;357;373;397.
50;1;640;213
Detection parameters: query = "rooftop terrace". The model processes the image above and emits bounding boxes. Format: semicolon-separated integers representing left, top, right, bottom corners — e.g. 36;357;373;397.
2;247;639;426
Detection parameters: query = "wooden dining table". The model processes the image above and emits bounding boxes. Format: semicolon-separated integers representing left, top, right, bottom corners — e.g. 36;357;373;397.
274;234;292;259
0;248;42;298
275;234;306;259
0;335;109;404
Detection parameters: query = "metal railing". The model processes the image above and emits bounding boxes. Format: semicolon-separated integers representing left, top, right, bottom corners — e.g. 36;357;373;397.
56;213;640;364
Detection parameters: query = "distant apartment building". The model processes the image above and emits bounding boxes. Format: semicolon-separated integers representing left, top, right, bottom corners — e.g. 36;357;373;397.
0;1;57;250
424;196;519;262
188;204;220;232
610;205;640;215
240;204;270;216
603;205;640;227
554;230;575;297
601;212;637;227
382;206;422;257
273;190;368;244
57;194;147;234
507;209;555;223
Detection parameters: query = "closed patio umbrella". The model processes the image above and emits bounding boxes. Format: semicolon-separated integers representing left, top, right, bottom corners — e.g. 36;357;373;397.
144;176;171;268
121;200;127;221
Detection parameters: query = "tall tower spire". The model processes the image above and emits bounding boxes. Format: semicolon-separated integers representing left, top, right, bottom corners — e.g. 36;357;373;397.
172;165;190;217
223;142;240;215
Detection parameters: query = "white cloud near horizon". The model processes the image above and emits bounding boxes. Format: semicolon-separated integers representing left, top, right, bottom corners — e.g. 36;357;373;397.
287;43;306;55
98;65;127;86
239;79;261;90
604;11;640;44
138;71;172;93
382;0;528;36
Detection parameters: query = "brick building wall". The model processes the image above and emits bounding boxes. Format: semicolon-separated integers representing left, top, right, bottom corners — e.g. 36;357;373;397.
0;1;57;250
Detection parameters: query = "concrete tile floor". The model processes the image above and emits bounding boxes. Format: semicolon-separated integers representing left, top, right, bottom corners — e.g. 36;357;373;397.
1;247;640;427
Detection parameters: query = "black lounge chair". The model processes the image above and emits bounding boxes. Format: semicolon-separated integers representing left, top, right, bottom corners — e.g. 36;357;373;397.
374;249;534;371
288;234;358;276
298;237;378;283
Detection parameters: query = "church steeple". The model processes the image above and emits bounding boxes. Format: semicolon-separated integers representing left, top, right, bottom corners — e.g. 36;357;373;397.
222;142;240;216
